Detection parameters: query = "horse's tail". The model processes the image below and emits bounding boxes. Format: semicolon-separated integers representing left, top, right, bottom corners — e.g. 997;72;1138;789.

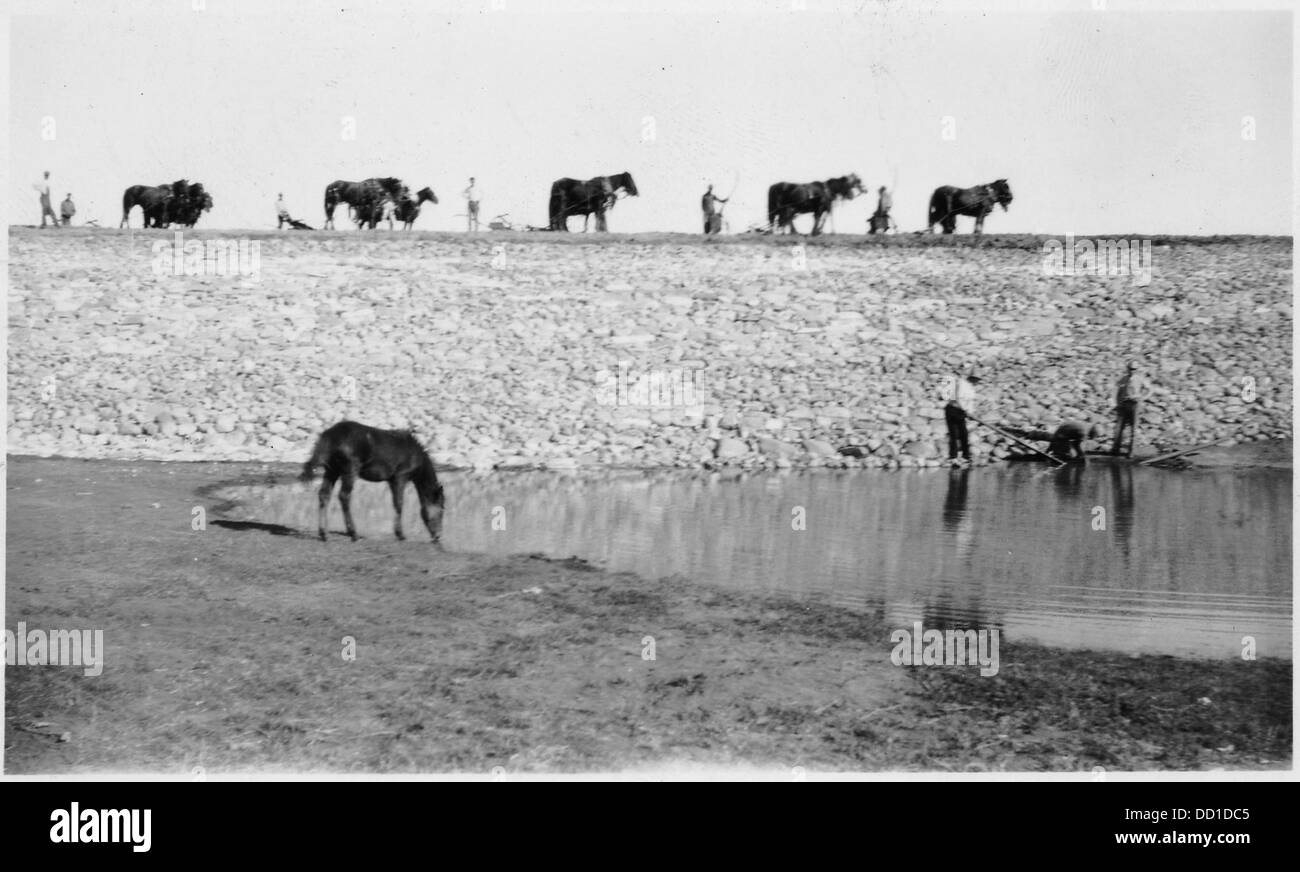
299;436;327;482
767;185;778;228
548;184;562;230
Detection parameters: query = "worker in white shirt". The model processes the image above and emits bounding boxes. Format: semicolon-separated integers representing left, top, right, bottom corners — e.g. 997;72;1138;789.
1112;361;1150;457
463;177;480;232
35;171;59;228
944;371;981;462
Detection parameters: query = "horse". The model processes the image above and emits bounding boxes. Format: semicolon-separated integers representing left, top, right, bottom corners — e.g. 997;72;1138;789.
395;187;438;230
120;184;173;228
323;180;362;229
548;171;637;231
299;420;446;544
170;182;212;227
350;178;409;229
928;179;1013;234
767;174;866;235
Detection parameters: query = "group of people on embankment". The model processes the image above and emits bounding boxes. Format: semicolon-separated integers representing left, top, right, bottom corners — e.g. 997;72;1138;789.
33;171;76;227
943;361;1150;465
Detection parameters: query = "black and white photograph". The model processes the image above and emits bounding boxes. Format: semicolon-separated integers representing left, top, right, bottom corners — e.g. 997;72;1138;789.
3;0;1293;784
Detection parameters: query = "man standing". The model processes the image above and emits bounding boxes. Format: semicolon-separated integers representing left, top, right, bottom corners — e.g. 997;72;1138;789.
1112;361;1149;456
60;193;76;226
944;371;981;463
869;185;893;234
276;193;291;229
463;177;480;232
701;184;728;234
35;171;59;228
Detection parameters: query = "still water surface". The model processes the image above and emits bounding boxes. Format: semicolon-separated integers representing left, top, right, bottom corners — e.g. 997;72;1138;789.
229;464;1291;660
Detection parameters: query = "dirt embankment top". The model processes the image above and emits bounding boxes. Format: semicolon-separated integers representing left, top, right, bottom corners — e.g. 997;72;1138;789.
7;229;1292;470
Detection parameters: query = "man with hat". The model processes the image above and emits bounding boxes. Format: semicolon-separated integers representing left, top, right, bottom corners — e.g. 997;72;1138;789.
1112;361;1149;457
869;185;893;234
944;369;981;463
701;183;727;235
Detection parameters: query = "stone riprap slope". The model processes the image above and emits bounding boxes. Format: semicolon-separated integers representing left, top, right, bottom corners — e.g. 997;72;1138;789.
6;229;1291;469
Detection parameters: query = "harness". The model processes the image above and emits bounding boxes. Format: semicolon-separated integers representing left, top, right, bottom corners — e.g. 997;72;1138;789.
932;184;1004;227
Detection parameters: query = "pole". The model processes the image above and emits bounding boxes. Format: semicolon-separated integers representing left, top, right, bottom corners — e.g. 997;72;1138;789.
965;413;1067;466
1139;440;1223;466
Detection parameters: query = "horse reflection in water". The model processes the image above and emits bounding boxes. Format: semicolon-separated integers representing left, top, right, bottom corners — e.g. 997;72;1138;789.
300;420;445;545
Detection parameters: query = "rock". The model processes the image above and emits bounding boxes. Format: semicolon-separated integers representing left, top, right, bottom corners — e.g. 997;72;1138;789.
802;438;836;457
215;414;237;433
757;437;796;458
903;441;936;459
714;437;748;459
467;447;496;470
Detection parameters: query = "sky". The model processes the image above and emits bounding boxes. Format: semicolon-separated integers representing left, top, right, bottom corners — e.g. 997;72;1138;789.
7;0;1294;234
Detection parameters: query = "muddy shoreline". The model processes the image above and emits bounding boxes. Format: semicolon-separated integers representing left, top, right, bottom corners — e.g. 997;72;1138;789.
5;455;1290;774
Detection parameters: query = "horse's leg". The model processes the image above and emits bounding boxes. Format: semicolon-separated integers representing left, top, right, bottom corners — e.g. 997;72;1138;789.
388;477;407;541
316;473;336;541
338;470;358;541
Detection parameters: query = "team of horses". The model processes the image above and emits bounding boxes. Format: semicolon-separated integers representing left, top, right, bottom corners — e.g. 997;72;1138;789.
323;178;440;230
119;172;1013;235
119;180;212;229
548;171;639;231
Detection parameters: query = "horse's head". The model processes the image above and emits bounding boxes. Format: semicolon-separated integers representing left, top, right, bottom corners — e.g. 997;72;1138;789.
416;186;437;205
618;172;638;197
992;179;1013;211
375;178;405;199
828;175;865;201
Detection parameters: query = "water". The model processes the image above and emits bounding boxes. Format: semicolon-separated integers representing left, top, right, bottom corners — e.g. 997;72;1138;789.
226;464;1292;660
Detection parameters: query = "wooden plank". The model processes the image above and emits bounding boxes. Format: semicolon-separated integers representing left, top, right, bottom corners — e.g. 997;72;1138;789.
1138;440;1223;466
965;414;1067;466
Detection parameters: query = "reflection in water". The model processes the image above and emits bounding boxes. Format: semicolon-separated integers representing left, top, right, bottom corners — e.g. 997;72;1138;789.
229;465;1292;660
1108;463;1136;568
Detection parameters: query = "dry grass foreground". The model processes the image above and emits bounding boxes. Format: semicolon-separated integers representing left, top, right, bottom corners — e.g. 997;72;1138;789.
6;457;1289;774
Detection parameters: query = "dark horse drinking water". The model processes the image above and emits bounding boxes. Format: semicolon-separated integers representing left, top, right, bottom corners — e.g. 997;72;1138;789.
767;174;866;235
928;179;1013;234
548;171;638;231
300;420;446;544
